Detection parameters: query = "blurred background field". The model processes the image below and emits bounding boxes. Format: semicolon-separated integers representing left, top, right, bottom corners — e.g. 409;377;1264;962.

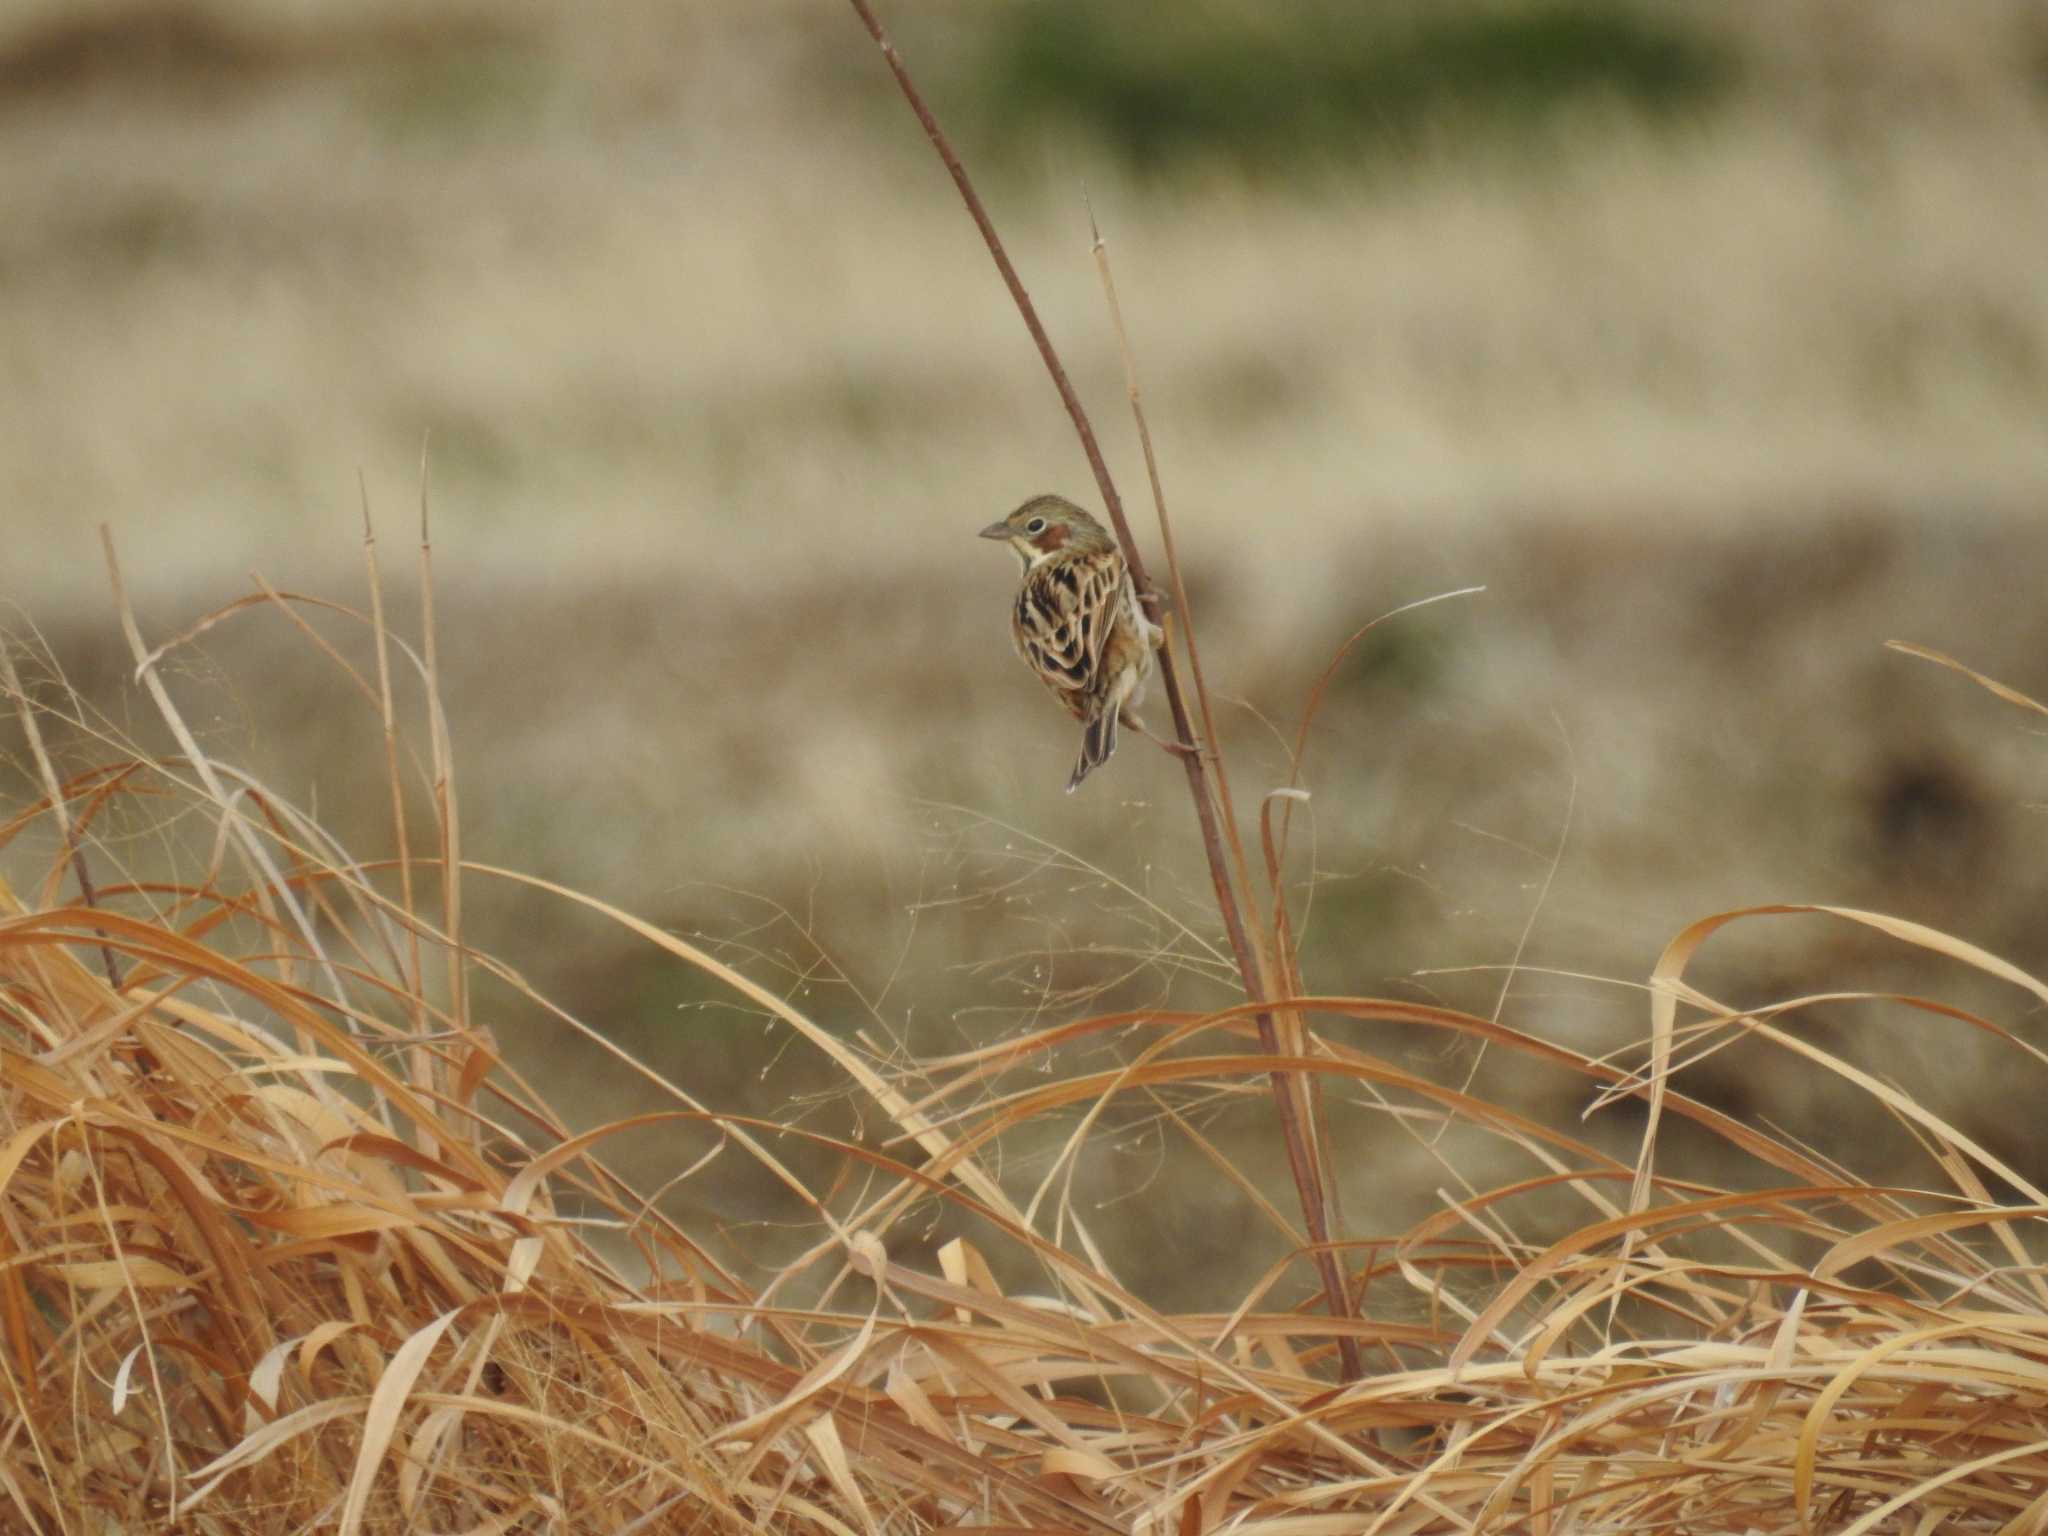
8;0;2048;1307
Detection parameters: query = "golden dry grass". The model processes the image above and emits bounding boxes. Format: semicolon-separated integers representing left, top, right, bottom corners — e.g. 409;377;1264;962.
6;510;2048;1534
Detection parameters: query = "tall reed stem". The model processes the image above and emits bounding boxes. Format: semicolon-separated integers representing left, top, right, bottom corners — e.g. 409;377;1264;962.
842;0;1357;1377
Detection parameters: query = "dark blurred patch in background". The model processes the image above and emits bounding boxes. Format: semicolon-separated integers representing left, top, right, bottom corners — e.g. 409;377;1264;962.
7;0;2048;1304
976;0;1733;178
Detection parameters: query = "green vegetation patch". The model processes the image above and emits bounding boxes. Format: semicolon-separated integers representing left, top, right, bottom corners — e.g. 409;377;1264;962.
978;0;1736;177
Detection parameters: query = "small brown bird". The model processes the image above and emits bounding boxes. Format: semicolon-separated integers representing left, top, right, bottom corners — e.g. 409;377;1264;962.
980;493;1165;793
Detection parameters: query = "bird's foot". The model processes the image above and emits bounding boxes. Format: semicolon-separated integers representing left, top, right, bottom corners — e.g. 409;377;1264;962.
1134;722;1203;760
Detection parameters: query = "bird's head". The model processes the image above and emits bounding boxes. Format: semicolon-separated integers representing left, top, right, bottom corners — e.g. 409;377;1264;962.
977;494;1115;568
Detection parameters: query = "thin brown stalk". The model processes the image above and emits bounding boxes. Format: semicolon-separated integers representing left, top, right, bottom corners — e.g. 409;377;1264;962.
417;443;469;1048
361;482;423;1001
841;0;1356;1374
1084;205;1258;939
1088;209;1352;1364
1270;587;1485;879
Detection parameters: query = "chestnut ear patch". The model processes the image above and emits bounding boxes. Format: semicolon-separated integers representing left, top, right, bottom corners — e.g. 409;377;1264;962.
1038;524;1069;551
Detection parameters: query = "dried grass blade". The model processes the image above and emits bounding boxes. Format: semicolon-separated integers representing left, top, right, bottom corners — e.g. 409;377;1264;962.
358;485;434;1118
1790;1315;2046;1529
714;1310;879;1457
1814;1205;2048;1283
417;455;470;1041
1887;639;2048;718
0;1187;41;1399
337;1307;462;1536
177;1395;367;1515
803;1414;878;1536
1834;1438;2048;1536
396;1401;463;1517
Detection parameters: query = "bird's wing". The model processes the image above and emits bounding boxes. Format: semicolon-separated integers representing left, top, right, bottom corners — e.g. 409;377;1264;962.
1013;552;1124;698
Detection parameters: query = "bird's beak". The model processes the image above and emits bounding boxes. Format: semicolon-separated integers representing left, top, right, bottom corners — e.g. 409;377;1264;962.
977;520;1014;541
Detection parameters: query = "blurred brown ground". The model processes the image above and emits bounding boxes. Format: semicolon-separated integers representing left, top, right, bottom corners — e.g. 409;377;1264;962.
7;0;2048;1304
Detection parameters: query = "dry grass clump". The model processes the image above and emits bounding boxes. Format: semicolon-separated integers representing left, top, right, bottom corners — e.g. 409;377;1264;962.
6;535;2048;1533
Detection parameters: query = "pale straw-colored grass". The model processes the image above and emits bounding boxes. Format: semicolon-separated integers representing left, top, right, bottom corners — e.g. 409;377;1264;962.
4;524;2047;1533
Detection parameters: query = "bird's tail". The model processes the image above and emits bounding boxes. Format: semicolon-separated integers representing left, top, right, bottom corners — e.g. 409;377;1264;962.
1066;709;1119;794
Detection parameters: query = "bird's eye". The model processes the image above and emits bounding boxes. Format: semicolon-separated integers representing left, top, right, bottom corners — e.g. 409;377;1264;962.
1026;517;1047;535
